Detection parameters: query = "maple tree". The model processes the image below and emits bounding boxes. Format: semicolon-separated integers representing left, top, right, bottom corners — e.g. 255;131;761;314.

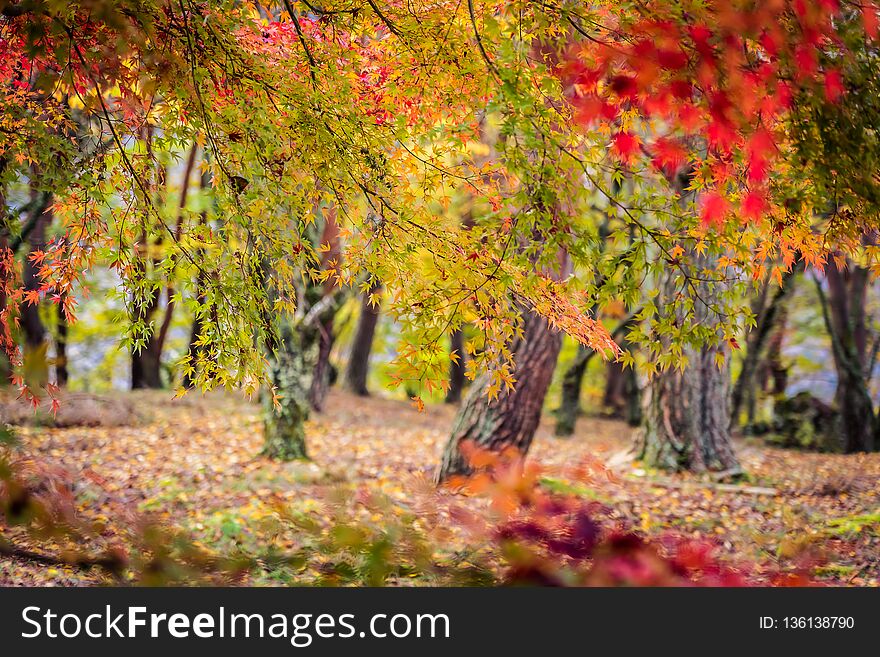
1;0;879;466
5;0;880;599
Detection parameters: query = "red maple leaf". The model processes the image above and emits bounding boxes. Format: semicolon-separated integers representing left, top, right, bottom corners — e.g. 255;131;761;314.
651;137;687;175
741;191;768;222
610;75;638;99
823;69;845;103
611;131;640;162
700;192;729;227
864;3;879;40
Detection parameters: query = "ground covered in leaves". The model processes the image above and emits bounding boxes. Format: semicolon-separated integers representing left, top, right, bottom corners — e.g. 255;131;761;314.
1;390;878;586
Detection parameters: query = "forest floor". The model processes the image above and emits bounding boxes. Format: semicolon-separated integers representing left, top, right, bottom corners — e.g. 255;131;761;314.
1;389;878;586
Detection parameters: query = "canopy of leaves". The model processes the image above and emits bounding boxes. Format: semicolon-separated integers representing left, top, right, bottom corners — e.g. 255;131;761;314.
1;0;878;398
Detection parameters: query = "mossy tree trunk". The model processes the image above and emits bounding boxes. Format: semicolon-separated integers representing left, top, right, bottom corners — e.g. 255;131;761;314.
263;320;317;461
815;258;877;453
263;206;344;459
636;256;741;474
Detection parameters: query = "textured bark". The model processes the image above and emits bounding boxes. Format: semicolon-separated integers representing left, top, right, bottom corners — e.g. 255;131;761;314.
815;260;877;453
130;285;163;391
344;284;381;396
263;320;313;461
55;297;68;386
436;306;563;482
20;202;51;388
639;342;740;472
445;328;466;404
637;257;741;473
555;343;589;436
307;312;336;411
264;208;342;457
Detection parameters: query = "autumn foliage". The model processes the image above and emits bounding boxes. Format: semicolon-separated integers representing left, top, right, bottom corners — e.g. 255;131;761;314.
2;0;880;589
557;0;878;230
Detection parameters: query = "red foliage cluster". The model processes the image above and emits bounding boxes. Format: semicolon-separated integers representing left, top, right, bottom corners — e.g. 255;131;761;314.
448;442;816;587
236;16;419;126
555;0;880;226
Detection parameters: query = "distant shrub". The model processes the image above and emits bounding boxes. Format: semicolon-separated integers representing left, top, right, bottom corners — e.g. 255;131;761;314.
765;392;841;452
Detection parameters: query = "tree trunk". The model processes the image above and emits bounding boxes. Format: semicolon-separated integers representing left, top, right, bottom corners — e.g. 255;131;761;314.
344;284;381;396
55;297;68;386
637;257;741;473
0;176;11;385
264;206;342;457
0;231;10;385
20;203;51;388
834;364;875;452
131;129;165;390
263;320;313;460
436;306;564;482
816;260;876;452
602;359;626;417
445;328;467;404
306;209;342;411
639;342;740;472
554;343;588;436
307;313;336;411
555;314;639;435
622;358;642;427
131;279;163;389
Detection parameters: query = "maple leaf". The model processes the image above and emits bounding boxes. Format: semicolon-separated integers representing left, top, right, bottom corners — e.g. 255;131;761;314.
794;44;817;78
700;192;729;227
707;119;737;153
610;75;638;99
823;69;845;103
651;136;687;175
23;289;41;306
864;3;879;40
611;131;640;162
574;95;618;124
741;191;768;222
